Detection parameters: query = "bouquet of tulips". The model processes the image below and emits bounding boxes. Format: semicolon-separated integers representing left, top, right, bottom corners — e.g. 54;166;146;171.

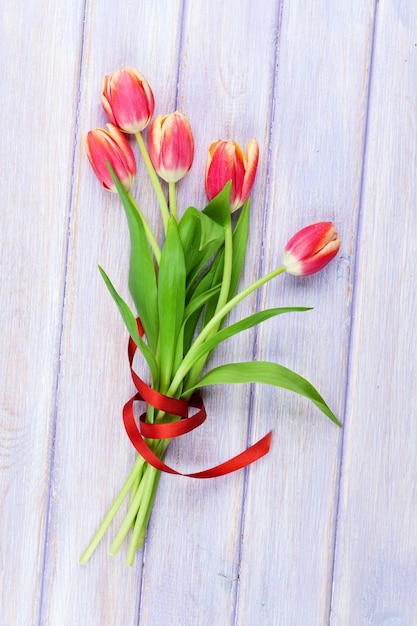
81;68;341;566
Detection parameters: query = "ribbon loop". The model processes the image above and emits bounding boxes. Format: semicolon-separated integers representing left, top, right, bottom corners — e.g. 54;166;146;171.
128;334;189;418
124;320;272;478
138;395;206;439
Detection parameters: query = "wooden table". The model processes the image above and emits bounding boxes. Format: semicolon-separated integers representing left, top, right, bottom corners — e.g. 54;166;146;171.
2;1;416;624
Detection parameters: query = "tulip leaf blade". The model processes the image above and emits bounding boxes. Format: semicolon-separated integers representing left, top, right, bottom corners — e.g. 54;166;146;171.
229;198;250;298
98;266;159;385
202;181;232;229
183;264;223;352
201;254;224;327
108;163;159;353
158;217;186;392
178;205;225;279
184;284;222;321
202;198;251;326
173;285;222;375
190;361;341;426
187;307;311;373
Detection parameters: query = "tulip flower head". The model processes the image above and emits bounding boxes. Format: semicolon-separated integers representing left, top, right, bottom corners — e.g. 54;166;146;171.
205;138;259;212
148;112;194;183
283;222;340;276
85;124;136;192
102;67;155;133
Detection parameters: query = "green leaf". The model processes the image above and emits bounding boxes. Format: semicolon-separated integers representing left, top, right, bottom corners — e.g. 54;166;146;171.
201;200;250;326
201;245;225;327
108;164;159;353
192;361;341;426
190;307;311;366
184;284;222;320
173;284;221;366
202;180;232;228
180;183;235;305
178;206;225;278
229;198;250;298
98;266;159;385
183;267;221;352
158;217;186;391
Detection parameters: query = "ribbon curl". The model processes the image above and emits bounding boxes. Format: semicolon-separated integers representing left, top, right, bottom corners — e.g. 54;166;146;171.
122;320;272;478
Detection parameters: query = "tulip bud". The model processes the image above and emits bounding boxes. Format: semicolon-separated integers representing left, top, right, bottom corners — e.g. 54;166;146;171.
85;124;136;192
205;138;259;212
101;67;155;133
148;112;194;183
283;222;340;276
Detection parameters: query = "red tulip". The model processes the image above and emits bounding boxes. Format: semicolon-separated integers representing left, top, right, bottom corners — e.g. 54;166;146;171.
85;124;136;192
101;67;154;133
205;138;259;212
148;112;194;182
283;222;340;276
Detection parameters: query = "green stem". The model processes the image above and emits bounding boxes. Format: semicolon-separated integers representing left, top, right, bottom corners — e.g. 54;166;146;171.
126;465;161;566
80;455;145;564
169;265;287;398
128;462;145;513
127;192;161;264
185;221;233;391
135;132;169;231
214;222;233;319
109;465;149;556
146;402;155;424
168;182;177;221
109;440;166;556
135;468;162;547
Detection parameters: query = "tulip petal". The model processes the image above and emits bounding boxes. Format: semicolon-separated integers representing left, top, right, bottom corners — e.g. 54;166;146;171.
101;67;155;133
240;139;259;208
148;114;164;171
205;138;258;212
283;222;340;276
205;140;244;209
298;238;340;275
85;125;136;192
284;222;335;260
149;112;194;183
106;124;137;176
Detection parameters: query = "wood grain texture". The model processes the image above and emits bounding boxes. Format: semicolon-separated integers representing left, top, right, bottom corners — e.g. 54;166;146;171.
2;0;417;624
42;2;185;625
235;2;376;624
0;2;85;624
330;1;417;624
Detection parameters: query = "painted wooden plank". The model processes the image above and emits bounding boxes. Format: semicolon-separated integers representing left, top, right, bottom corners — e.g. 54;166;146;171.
235;2;376;625
136;1;282;624
41;1;187;625
330;1;417;624
0;2;85;625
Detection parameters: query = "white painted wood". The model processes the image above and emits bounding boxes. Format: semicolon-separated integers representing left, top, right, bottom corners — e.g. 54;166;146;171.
0;2;86;624
330;2;417;624
41;1;187;625
235;2;377;624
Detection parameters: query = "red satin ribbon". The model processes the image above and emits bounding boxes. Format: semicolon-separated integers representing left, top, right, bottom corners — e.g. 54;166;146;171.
123;320;272;478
